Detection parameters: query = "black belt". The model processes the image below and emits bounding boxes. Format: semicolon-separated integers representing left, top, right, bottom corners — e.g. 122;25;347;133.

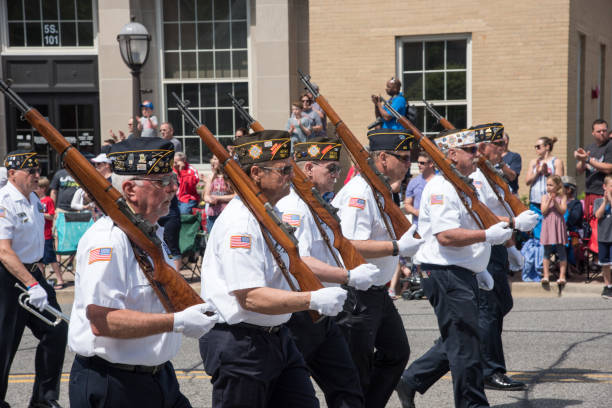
420;263;476;275
77;355;165;375
218;322;282;334
369;284;388;291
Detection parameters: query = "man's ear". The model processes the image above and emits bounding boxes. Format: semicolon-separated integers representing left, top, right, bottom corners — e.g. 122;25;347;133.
303;161;314;176
447;148;457;163
122;179;138;202
250;165;262;183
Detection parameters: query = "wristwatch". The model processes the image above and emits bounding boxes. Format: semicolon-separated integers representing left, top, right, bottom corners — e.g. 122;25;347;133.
392;240;399;256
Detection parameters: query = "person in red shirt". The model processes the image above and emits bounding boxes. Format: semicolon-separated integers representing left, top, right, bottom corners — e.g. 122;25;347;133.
35;177;65;289
173;152;201;214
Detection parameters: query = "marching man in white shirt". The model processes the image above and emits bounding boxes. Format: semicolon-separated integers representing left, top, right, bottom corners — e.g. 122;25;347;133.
332;129;423;407
198;131;347;407
395;128;513;408
68;138;218;408
277;136;384;407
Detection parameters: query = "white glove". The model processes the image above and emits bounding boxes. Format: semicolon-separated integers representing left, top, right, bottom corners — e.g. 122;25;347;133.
514;210;539;232
309;287;347;316
397;225;424;257
173;303;219;338
484;222;513;245
476;270;494;291
348;263;381;291
27;284;48;311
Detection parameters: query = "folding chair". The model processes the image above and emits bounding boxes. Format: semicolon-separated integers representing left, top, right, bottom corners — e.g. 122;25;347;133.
179;212;207;281
55;211;94;276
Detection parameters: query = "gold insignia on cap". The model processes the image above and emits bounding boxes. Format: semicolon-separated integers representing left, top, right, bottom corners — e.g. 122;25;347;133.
249;144;263;160
307;145;320;158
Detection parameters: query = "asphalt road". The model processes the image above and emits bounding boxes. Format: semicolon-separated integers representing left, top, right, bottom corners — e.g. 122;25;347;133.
6;297;612;407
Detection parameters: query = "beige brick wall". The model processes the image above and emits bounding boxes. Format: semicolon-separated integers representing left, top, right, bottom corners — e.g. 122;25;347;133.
309;0;612;196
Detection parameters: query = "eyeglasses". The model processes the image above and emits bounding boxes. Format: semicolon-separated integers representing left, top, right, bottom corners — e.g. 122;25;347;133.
314;163;341;174
18;167;41;175
259;164;294;176
491;141;505;147
386;152;411;163
301;99;312;104
459;146;478;154
534;144;545;149
417;160;430;165
132;175;177;187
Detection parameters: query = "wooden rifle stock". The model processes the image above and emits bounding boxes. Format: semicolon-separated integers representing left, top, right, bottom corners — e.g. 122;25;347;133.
298;71;415;239
422;101;527;216
173;93;324;321
0;79;202;312
382;99;499;228
229;97;366;270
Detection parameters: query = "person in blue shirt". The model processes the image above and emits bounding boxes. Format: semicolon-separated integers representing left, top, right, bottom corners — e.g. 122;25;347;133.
371;77;407;130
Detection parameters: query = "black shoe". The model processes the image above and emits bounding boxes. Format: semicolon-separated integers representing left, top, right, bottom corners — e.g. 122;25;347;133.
602;286;612;299
28;401;62;408
484;372;527;391
395;375;416;408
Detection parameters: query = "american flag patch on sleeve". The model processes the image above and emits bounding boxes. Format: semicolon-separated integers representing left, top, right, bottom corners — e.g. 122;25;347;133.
0;208;5;218
473;181;482;189
88;247;113;264
349;197;366;209
430;194;444;205
230;235;251;249
282;213;301;227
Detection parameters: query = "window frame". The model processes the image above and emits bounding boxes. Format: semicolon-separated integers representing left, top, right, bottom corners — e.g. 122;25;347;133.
157;0;252;166
0;0;99;55
396;33;472;135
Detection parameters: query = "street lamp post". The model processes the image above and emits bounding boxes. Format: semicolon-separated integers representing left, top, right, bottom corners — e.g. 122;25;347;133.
117;18;151;138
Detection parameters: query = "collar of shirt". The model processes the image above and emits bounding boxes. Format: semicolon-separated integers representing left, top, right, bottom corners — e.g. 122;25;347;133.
3;181;32;203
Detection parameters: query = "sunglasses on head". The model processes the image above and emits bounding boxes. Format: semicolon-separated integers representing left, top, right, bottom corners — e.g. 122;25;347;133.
260;164;294;176
386;152;411;163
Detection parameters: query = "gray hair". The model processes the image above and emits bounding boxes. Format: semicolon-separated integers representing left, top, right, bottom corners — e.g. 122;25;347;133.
111;173;143;194
174;152;186;161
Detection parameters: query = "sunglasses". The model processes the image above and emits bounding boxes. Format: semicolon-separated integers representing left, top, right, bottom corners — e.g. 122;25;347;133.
417;160;430;165
491;140;505;147
259;164;294;176
132;175;177;187
314;163;341;174
534;144;545;149
301;99;312;104
459;146;478;154
386;152;411;163
18;167;41;175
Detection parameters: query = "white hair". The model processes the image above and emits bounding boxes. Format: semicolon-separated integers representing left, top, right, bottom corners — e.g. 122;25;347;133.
111;173;143;195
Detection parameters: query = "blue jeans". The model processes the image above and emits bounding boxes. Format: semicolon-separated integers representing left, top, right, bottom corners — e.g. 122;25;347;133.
178;200;198;215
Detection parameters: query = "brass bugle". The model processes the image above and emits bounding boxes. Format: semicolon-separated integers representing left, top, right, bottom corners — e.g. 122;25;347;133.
15;283;70;326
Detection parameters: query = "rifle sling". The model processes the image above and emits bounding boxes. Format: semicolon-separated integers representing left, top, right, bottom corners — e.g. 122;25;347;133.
310;210;343;268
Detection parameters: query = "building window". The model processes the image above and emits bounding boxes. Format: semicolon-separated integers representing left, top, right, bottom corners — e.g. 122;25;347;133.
7;0;94;47
163;0;248;164
397;36;470;136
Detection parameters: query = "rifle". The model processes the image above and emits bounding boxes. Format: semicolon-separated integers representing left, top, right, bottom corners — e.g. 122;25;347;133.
381;98;499;229
298;71;416;240
0;79;202;313
172;93;324;321
422;100;528;216
228;94;366;270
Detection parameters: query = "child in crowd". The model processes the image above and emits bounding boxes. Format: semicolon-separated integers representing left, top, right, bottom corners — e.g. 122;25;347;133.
594;175;612;299
35;177;65;289
540;175;568;286
139;100;158;137
285;102;312;144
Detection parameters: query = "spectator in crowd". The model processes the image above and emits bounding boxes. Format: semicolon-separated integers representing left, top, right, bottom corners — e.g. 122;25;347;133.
235;127;248;139
0;166;7;188
404;151;435;225
173;152;200;215
91;153;112;181
50;163;80;212
160;122;182;152
286;101;312;144
500;132;521;194
575;119;612;222
109;118;141;142
540;175;568;286
563;176;583;232
370;77;407;130
35;177;65;290
525;136;565;238
138;100;158;138
594;174;612;299
305;86;327;134
203;155;235;233
300;93;324;138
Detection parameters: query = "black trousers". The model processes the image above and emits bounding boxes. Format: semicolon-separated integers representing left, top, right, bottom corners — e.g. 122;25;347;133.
335;286;410;408
199;324;319;408
402;265;489;408
69;356;190;408
286;311;364;408
478;245;513;378
0;263;67;405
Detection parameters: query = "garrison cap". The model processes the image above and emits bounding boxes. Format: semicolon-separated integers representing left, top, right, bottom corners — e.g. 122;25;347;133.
3;150;39;170
432;128;477;152
235;130;292;165
367;129;414;152
470;123;504;142
107;138;174;175
294;136;342;162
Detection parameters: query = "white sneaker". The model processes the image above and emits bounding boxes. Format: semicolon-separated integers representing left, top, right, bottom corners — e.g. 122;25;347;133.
507;246;524;271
